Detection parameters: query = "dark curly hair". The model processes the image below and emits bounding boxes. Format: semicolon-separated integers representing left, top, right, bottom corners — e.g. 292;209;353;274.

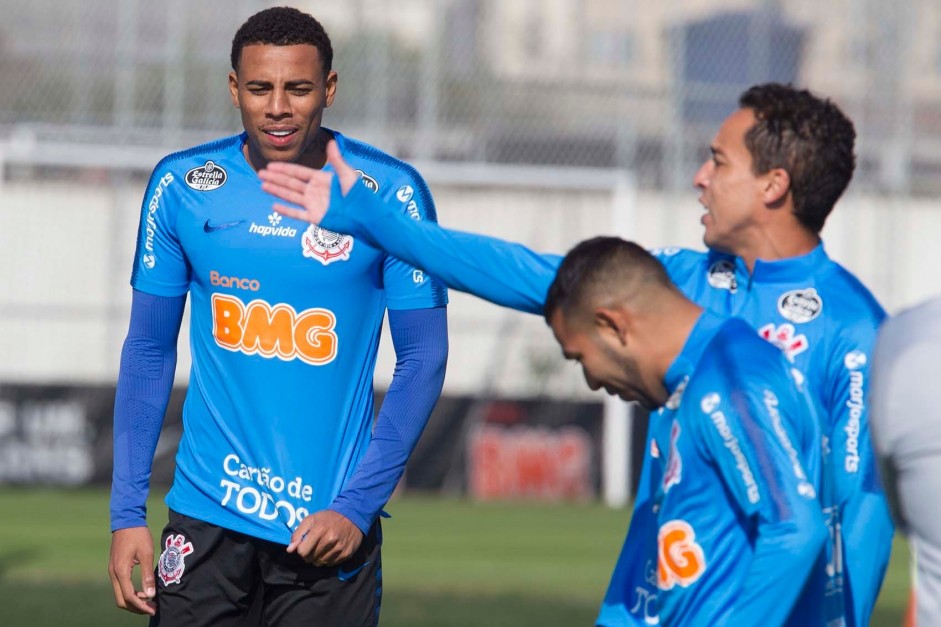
739;83;856;234
230;6;333;77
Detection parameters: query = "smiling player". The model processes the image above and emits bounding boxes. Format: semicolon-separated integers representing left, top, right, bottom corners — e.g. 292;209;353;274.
107;7;448;626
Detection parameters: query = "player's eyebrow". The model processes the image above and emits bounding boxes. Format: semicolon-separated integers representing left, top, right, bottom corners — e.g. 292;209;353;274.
244;79;318;88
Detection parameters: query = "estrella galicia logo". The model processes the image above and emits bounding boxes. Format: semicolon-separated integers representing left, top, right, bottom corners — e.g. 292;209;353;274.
707;259;737;293
354;170;379;194
185;160;227;191
777;288;823;324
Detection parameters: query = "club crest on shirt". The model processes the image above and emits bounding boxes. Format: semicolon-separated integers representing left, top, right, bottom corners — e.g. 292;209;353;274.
184;160;227;191
706;259;738;293
354;170;380;193
302;225;354;265
777;288;823;323
158;533;194;586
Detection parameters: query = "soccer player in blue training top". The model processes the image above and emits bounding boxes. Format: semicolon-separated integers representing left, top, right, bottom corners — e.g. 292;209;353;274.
541;237;826;626
261;82;890;627
107;7;448;626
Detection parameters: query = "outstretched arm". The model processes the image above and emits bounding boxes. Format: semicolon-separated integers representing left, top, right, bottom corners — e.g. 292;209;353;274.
259;142;562;316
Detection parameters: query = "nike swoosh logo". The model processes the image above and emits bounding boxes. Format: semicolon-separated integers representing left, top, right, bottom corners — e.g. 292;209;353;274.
203;219;246;233
337;560;371;582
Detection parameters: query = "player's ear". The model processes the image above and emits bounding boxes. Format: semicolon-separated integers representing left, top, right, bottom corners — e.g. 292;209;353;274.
324;71;338;108
763;167;791;207
228;71;241;109
594;307;630;346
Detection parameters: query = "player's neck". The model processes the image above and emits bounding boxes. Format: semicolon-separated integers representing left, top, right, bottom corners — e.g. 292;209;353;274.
736;224;820;273
646;297;704;404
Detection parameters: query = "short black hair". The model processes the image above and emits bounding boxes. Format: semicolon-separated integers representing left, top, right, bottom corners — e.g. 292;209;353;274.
543;237;673;324
230;6;333;76
739;83;856;234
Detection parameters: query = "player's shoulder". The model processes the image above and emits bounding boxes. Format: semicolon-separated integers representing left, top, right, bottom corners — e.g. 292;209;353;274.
813;251;886;325
335;131;428;187
711;317;783;369
333;130;438;222
649;246;707;264
650;247;736;289
649;246;714;280
688;317;788;399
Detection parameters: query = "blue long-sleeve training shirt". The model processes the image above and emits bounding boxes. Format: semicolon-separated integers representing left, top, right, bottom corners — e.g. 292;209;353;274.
111;130;449;543
314;182;836;625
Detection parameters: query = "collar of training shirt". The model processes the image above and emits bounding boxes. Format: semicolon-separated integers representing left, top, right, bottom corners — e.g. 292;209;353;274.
661;309;728;409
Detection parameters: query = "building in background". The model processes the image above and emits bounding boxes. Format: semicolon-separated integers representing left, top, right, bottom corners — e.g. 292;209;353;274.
1;0;939;193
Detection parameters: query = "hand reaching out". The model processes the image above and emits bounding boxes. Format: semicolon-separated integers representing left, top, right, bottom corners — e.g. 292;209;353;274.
259;140;359;225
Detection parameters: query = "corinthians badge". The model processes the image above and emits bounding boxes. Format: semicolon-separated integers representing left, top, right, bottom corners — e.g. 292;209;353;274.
301;225;354;265
158;533;194;586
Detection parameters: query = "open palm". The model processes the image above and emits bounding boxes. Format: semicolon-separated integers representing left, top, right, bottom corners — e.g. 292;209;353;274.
259;140;358;224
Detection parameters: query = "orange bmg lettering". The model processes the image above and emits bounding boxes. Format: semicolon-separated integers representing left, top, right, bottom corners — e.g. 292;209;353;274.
212;294;337;365
657;519;706;590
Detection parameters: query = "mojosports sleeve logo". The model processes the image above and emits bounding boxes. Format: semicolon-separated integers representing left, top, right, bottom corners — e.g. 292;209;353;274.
396;184;423;220
212;294;338;365
184;160;227;191
657;520;706;590
158;534;194;586
302;225;354;265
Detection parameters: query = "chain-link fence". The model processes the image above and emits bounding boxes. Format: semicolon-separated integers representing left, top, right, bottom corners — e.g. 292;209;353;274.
1;0;937;193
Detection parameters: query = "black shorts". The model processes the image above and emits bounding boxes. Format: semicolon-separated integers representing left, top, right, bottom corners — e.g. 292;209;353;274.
150;510;382;627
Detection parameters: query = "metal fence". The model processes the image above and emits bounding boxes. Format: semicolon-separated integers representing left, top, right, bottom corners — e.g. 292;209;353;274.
1;0;936;193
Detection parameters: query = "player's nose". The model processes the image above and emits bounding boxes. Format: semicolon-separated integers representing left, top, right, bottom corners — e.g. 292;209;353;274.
266;88;291;118
693;159;711;189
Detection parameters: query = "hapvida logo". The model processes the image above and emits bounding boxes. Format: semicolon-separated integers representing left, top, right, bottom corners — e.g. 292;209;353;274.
250;214;298;238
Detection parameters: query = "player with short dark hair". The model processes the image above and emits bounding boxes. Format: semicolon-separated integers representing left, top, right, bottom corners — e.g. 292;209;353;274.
737;83;855;234
260;82;890;626
229;6;334;76
540;236;826;625
107;7;448;626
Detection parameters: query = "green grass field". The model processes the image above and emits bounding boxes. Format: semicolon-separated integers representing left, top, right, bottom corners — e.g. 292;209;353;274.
0;488;909;626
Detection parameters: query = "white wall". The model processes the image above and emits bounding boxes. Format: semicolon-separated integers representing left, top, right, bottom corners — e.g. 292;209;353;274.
2;176;939;399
